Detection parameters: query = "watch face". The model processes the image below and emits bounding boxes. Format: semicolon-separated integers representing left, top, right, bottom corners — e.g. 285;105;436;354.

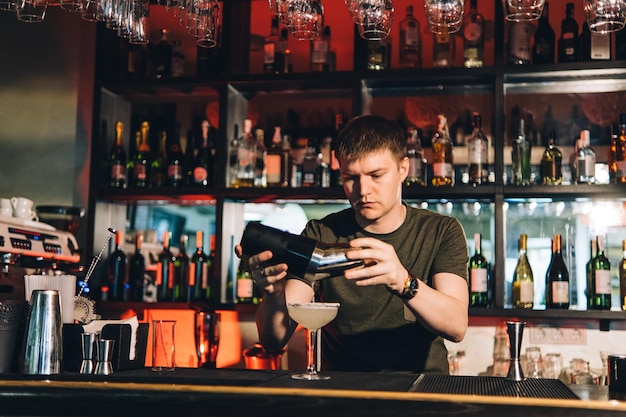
408;278;419;295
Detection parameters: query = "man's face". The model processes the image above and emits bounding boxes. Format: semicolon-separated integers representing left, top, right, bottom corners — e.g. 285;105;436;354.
340;149;409;227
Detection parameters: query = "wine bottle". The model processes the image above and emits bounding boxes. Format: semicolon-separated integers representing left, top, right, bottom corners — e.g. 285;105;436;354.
545;233;570;309
591;235;612;310
108;230;127;301
467;112;488;185
431;114;454;187
512;233;534;309
254;128;267;188
128;234;146;302
462;0;484;68
469;233;488;307
399;5;422;69
174;234;189;302
236;257;258;304
532;1;555;64
150;130;167;188
405;127;426;187
156;231;176;302
619;239;626;311
585;238;596;309
511;118;531;186
108;121;127;189
153;28;173;78
166;123;185;187
310;25;330;72
266;126;290;187
557;2;579;63
575;129;596;184
131;121;151;188
189;231;209;302
540;130;562;185
192;119;214;187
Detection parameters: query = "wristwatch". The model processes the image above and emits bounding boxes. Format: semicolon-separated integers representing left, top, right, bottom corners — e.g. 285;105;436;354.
399;274;419;299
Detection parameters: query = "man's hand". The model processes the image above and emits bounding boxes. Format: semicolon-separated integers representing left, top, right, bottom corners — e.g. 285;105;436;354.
235;244;289;295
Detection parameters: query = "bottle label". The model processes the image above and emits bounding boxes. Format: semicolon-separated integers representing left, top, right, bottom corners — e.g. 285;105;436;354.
266;154;282;183
404;26;419;46
470;268;488;292
468;141;485;164
551;281;569;303
464;22;482;42
595;270;612;294
193;166;208;183
408;155;424;180
168;165;182;180
520;280;534;303
311;40;329;64
264;42;276;64
134;165;147;181
433;162;453;178
111;164;126;181
616;160;626;177
237;277;254;298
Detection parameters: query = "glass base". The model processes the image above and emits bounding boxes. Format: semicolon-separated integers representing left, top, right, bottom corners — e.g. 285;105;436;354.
291;371;330;380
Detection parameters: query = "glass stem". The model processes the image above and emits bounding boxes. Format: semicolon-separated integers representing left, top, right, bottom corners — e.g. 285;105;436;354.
306;329;318;375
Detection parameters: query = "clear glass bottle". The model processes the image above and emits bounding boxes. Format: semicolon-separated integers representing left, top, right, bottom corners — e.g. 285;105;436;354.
462;0;484;68
310;25;330;72
108;121;126;189
469;233;489;307
236;119;256;187
266;126;289;187
540;130;562;185
511;118;531;186
557;2;579;63
399;5;421;68
512;233;534;309
254;128;267;187
575;129;596;184
467;112;488;185
545;234;570;309
431;114;454;187
405;127;426;187
532;1;555;64
433;28;455;68
591;235;612;310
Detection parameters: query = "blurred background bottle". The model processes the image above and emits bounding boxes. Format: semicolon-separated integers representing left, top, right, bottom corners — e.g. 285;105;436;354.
540;131;562;185
511;118;531;185
156;231;176;302
467;112;488;185
590;235;611;310
405;127;426;186
462;0;484;68
174;234;189;302
108;121;126;189
128;234;146;302
433;28;455;68
130;122;151;188
108;230;127;301
469;233;488;307
512;233;534;309
532;1;555;64
620;239;626;311
557;2;578;63
189;231;209;302
399;5;421;68
431;114;454;186
545;234;569;309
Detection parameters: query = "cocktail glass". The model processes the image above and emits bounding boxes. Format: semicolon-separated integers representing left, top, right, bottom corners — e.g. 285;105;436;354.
287;302;340;380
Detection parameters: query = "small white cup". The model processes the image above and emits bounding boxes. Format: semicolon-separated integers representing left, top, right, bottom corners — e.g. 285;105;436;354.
0;199;11;217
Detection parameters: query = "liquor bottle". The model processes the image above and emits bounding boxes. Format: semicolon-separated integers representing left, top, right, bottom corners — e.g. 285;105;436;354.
150;130;167;188
127;43;148;79
585;238;596;309
405;127;426;186
153;28;173;78
264;16;285;74
462;0;484;68
266;126;289;187
557;2;579;63
467;112;488;185
511;118;531;186
545;234;570;309
469;233;488;307
609;124;618;184
399;5;422;68
236;119;256;187
581;20;611;61
512;233;534;309
254;128;267;187
330;113;343;187
207;234;217;303
189;231;209;302
128;234;146;302
615;114;626;183
236;258;258;304
108;230;127;301
540;131;562;185
156;231;176;302
166;124;185;187
131;121;151;188
532;1;555;64
192;119;214;187
171;40;185;77
575;129;596;184
619;239;626;310
433;28;455;68
108;120;127;189
591;235;612;310
173;234;189;302
431;114;454;187
301;138;320;187
509;21;532;65
310;25;330;72
319;134;331;188
367;37;391;71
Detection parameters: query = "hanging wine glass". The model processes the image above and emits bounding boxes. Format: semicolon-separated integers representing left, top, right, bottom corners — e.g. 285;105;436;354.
287;0;324;41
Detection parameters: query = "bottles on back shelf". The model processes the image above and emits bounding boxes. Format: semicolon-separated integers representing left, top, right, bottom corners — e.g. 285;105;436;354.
156;231;176;302
614;114;626;183
557;2;579;63
264;16;286;74
301;138;320;187
574;129;596;184
367;37;391;71
235;119;256;187
433;27;455;68
545;233;570;309
254;128;267;187
620;240;626;311
128;234;146;302
540;131;562;185
166;124;185;187
171;40;185;77
108;121;127;189
174;234;189;302
189;231;210;302
511;118;531;186
532;1;555;64
266;126;290;187
150;131;167;188
130;121;151;188
405;127;427;186
431;114;454;187
153;28;173;78
590;235;612;310
192;119;214;187
398;5;422;69
469;233;489;307
512;233;534;309
310;25;331;72
108;230;127;301
462;0;484;68
467;112;488;185
509;21;532;65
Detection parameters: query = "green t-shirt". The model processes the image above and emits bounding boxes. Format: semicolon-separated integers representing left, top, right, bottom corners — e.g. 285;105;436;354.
296;203;468;374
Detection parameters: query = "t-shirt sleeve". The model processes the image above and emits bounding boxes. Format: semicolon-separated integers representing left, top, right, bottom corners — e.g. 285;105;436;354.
430;217;469;283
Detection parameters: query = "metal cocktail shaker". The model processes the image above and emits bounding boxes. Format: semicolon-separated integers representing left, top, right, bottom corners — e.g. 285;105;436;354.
21;289;63;375
240;222;365;281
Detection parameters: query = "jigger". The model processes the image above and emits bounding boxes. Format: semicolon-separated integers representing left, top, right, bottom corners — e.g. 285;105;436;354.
79;333;97;374
94;339;115;375
506;321;526;381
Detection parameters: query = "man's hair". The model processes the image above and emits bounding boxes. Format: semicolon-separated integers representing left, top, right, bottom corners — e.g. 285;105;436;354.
335;114;407;163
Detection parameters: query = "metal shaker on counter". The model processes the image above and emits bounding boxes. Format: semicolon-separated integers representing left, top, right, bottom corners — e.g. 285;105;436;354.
240;222;365;281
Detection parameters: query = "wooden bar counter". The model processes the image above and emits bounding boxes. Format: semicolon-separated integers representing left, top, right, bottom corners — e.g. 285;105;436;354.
0;368;625;416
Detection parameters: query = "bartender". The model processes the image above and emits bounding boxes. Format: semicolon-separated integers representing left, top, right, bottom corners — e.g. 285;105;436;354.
238;115;469;373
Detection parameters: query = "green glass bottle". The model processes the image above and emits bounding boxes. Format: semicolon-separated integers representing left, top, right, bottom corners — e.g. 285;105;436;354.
173;234;189;302
585;238;596;309
469;233;489;307
591;235;612;310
